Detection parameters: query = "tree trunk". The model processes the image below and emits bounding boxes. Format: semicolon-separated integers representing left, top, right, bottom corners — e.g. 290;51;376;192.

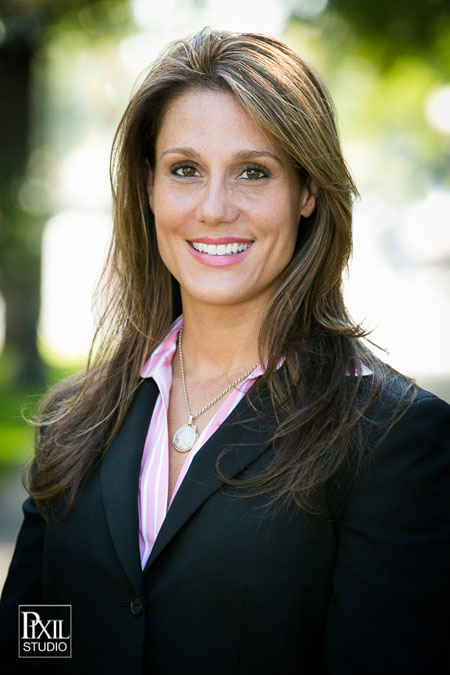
0;11;45;385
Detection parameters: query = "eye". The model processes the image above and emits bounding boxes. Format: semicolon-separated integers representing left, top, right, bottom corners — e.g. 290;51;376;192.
172;164;199;178
240;166;269;180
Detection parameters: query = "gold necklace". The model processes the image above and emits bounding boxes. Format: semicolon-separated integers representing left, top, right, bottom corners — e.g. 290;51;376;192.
172;326;260;452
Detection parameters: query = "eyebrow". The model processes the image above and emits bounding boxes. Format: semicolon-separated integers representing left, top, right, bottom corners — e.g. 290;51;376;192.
159;147;283;164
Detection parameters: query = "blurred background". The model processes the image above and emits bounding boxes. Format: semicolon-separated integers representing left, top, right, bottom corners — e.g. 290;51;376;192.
1;0;449;588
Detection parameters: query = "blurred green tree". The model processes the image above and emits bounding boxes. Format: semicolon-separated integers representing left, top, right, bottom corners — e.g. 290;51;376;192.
0;0;131;385
328;0;450;66
287;0;450;197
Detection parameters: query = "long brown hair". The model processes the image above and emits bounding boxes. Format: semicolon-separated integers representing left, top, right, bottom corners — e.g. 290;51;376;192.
26;28;415;518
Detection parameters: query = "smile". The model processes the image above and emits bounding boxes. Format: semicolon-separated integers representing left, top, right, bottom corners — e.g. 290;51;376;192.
191;242;252;256
187;239;254;267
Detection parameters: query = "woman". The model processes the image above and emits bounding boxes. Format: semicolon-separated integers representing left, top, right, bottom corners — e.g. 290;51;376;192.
1;28;449;675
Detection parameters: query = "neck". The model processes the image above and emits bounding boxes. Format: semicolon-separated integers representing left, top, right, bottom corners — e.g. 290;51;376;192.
179;300;264;379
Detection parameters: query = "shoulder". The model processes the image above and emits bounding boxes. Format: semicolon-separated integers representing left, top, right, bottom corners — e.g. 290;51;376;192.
364;380;450;461
389;388;449;441
325;375;449;521
344;381;450;525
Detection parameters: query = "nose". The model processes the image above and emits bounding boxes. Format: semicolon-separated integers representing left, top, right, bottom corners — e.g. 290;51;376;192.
195;177;239;226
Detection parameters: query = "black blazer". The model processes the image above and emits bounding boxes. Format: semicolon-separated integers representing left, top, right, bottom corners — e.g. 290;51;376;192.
1;378;450;674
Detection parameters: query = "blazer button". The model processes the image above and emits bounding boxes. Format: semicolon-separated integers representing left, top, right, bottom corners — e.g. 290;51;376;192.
130;594;143;616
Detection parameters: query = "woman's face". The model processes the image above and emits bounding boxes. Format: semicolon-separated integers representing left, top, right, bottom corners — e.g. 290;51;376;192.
147;87;316;315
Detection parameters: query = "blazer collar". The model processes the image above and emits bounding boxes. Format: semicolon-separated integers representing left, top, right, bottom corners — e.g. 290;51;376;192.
144;380;277;572
100;378;159;596
100;376;277;584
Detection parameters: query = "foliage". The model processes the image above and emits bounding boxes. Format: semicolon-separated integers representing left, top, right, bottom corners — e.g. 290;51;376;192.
285;1;450;198
327;0;450;66
1;0;133;36
0;360;79;471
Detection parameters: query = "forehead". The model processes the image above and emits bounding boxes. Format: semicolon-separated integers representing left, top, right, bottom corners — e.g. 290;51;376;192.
154;87;280;157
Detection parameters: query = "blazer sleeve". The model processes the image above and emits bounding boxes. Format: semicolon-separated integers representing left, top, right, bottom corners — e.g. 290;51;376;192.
325;394;450;674
0;497;46;673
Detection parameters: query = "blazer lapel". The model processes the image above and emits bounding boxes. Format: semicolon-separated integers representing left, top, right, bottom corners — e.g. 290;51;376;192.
101;378;159;595
145;381;277;572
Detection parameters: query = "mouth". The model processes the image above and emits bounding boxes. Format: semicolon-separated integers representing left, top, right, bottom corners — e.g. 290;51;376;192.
187;238;254;267
190;241;252;256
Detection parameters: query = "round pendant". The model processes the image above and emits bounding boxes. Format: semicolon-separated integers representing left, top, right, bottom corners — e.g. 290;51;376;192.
172;423;198;452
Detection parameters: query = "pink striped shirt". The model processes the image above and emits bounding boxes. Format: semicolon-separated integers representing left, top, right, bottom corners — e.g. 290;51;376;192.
138;316;264;569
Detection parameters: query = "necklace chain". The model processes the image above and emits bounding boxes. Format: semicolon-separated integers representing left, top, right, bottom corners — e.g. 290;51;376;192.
178;325;259;422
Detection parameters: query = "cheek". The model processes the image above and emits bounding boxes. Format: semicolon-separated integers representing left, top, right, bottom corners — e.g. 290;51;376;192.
264;202;300;250
153;211;176;267
154;222;175;266
152;195;178;244
268;214;300;273
153;212;189;282
153;187;192;234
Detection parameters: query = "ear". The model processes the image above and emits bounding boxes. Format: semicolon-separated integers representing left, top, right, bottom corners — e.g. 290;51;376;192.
299;179;318;218
146;160;154;213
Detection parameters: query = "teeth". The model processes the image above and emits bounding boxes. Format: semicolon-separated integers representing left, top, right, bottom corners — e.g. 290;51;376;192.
192;242;251;255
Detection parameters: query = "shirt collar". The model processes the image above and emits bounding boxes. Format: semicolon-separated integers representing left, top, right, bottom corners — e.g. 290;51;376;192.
140;315;183;379
140;315;283;382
